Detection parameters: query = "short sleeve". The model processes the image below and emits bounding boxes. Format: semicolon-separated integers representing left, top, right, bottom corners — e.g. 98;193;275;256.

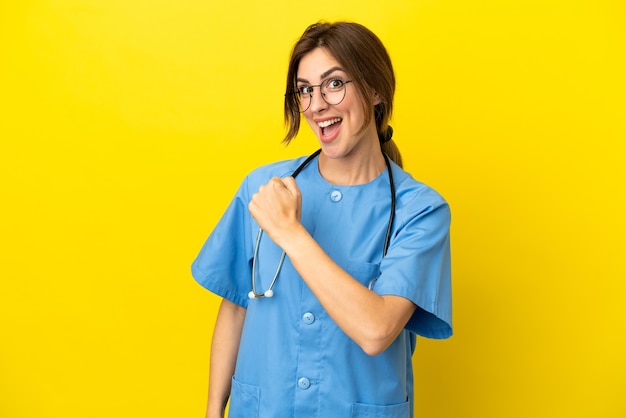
191;177;253;308
374;191;452;339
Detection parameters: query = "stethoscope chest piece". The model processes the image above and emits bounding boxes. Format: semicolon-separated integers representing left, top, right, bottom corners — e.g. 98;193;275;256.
248;289;274;299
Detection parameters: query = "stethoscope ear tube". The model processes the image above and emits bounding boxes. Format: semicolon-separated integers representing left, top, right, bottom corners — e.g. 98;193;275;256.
382;153;396;257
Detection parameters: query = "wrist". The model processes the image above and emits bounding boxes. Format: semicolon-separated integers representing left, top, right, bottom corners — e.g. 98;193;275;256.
206;394;228;418
206;405;225;418
280;223;312;257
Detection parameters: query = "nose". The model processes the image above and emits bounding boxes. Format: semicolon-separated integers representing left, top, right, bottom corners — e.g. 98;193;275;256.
308;87;327;113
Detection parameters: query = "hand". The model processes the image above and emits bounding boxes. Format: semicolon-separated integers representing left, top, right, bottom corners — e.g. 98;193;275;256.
248;176;302;246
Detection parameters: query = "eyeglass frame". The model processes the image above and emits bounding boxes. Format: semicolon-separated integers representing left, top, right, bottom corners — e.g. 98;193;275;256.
286;79;353;113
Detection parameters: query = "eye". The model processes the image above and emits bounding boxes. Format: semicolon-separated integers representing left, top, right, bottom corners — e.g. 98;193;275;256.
325;78;345;90
298;86;314;95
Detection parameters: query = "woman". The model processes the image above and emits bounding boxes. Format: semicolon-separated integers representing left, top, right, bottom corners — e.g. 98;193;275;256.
192;22;452;418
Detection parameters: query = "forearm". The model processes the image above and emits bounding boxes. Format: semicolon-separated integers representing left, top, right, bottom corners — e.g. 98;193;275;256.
206;298;246;418
282;225;415;356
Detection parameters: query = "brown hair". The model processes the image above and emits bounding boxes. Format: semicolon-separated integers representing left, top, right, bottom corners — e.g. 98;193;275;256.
283;22;402;167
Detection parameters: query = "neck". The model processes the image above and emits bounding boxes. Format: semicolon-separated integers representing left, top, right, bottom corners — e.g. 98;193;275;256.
317;141;386;186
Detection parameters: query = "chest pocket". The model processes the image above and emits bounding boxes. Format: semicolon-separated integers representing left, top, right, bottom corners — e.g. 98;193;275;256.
345;261;381;289
352;400;411;417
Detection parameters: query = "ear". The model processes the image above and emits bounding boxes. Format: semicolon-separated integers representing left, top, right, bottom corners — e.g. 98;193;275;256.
372;91;382;106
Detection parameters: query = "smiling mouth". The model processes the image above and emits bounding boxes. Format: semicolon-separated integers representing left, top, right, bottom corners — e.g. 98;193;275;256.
318;117;342;136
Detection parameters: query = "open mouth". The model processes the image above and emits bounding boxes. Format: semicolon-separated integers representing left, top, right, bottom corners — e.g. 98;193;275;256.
318;117;342;137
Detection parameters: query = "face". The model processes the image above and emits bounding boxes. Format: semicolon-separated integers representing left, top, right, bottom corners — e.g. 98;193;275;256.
296;47;379;160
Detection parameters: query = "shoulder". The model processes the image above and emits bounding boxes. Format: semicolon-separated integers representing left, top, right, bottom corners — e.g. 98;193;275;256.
390;162;448;209
389;162;451;225
244;155;313;188
228;153;318;204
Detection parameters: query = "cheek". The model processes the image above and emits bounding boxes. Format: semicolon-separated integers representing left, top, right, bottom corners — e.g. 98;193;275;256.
340;106;362;127
338;98;363;122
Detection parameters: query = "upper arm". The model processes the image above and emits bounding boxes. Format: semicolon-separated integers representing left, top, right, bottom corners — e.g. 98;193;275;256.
375;194;453;340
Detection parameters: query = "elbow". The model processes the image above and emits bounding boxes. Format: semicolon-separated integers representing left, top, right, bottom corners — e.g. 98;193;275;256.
350;297;416;356
361;343;388;357
357;326;397;357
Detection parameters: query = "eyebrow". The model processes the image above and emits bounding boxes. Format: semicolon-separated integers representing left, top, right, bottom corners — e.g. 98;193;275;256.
296;66;345;84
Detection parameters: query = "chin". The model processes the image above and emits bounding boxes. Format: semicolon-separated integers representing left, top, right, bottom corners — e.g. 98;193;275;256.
319;143;352;161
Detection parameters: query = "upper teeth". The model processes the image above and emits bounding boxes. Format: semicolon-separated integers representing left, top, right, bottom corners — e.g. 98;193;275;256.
318;118;341;128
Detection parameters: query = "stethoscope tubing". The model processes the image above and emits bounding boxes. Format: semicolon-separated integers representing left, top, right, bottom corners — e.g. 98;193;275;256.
249;149;396;299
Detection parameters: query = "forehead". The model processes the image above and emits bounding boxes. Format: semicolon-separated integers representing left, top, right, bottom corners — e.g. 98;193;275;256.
297;47;344;81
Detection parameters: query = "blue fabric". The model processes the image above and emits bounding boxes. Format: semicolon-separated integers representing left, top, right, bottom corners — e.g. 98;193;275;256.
192;154;452;418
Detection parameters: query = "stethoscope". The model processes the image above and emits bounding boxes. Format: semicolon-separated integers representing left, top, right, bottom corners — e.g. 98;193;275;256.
248;148;396;299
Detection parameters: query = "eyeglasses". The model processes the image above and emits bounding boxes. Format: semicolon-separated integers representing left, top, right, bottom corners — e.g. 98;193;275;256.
287;78;353;113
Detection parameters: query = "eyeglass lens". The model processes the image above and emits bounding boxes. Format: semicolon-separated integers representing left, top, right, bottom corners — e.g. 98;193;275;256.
298;79;350;112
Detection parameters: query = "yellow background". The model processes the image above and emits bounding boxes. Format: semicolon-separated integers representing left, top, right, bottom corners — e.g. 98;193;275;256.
1;1;624;417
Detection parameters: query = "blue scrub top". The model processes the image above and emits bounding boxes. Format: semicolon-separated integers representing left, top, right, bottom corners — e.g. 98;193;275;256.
192;154;452;418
